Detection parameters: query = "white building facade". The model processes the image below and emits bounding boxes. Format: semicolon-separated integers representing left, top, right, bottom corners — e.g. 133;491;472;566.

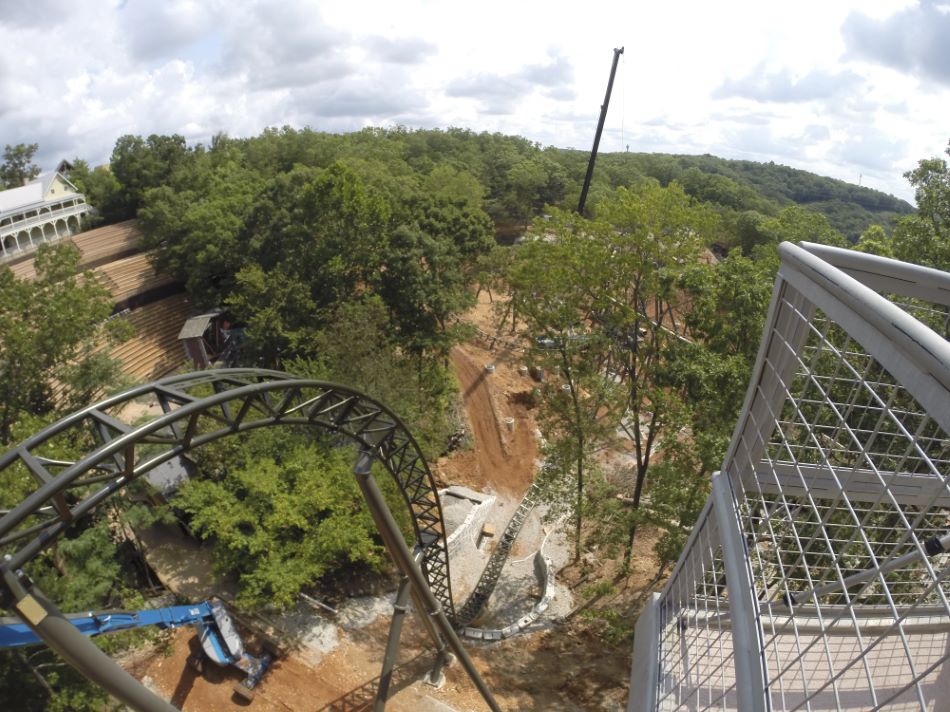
0;168;91;259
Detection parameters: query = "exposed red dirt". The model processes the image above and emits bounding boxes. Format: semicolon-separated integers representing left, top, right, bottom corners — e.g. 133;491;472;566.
444;343;537;497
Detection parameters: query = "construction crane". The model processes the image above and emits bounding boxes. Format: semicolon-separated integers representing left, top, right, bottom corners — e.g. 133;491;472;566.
577;46;624;216
0;598;273;702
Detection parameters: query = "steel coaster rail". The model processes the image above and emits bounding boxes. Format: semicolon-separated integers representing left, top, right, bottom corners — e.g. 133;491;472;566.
455;480;542;627
0;368;485;710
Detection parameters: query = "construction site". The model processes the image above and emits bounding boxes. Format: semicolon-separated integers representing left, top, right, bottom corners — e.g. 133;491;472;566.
0;221;650;711
2;214;950;712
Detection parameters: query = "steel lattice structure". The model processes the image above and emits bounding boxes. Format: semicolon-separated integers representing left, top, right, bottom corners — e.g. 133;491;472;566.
0;369;455;620
456;481;540;627
630;242;950;711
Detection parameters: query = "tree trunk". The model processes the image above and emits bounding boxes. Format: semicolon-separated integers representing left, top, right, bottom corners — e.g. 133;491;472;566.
563;350;586;564
622;405;659;568
575;434;584;563
622;463;648;568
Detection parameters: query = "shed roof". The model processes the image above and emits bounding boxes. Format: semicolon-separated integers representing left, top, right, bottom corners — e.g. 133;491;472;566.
177;311;222;340
145;455;194;496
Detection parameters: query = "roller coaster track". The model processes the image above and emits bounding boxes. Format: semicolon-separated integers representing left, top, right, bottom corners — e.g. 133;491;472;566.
0;366;544;636
0;369;457;622
455;481;541;627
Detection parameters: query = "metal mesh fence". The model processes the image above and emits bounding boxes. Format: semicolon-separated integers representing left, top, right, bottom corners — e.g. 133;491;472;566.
656;514;740;709
631;243;950;712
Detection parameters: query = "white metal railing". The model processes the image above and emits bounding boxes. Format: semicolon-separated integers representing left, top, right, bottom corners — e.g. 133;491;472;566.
630;242;950;712
0;202;89;259
1;200;88;238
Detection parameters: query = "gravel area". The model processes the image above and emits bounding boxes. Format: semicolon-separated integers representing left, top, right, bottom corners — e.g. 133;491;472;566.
250;593;397;667
446;491;520;599
475;504;574;628
336;594;396;630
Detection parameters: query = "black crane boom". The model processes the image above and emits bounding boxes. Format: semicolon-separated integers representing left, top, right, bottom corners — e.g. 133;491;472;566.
577;46;624;215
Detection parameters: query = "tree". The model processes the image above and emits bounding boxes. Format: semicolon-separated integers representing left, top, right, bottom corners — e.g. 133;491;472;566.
658;249;774;565
424;163;485;210
504;156;568;228
109;134;193;219
226;264;319;368
892;143;950;270
592;183;720;564
679;249;772;368
1;142;40;188
0;243;130;443
177;430;396;610
855;224;894;258
736;210;772;255
67;159;125;226
508;212;625;560
215;162;394;361
140;158;264;307
376;195;494;361
293;297;457;458
508;182;722;564
757;205;848;252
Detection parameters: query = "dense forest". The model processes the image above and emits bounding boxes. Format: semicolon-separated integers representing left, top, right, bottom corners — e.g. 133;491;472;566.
565;150;914;241
65;126;913;244
1;128;947;710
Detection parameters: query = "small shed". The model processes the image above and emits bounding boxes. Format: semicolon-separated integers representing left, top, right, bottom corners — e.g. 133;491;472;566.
178;309;228;370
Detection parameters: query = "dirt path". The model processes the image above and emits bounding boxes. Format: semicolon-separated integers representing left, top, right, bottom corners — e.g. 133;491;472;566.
448;343;537;497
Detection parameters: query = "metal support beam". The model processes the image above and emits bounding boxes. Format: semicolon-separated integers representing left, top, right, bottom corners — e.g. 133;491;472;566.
375;575;411;711
353;454;502;712
1;569;176;712
711;471;768;712
413;584;451;687
789;531;950;608
628;592;660;712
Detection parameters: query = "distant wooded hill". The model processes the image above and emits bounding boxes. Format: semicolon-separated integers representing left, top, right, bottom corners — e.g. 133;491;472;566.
71;127;914;245
549;149;915;242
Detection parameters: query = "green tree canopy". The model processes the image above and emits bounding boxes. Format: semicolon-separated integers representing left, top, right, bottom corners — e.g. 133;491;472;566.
855;224;894;258
0;142;40;189
68;159;128;226
376;195;494;360
110;133;194;219
508;182;731;563
892;143;950;270
0;243;130;443
177;430;402;610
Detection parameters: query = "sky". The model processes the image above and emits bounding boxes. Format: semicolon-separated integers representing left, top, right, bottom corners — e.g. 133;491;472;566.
1;0;948;203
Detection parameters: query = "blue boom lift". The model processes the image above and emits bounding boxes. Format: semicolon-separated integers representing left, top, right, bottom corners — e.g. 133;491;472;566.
0;598;273;701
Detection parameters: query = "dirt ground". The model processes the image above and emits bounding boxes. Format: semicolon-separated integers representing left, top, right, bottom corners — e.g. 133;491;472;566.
124;291;665;711
440;343;537;498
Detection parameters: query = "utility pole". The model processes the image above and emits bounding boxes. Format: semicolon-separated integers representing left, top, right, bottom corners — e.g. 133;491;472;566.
577;47;624;216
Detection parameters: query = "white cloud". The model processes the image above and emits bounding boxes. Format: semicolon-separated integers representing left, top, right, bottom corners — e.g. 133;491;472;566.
118;0;217;62
0;0;944;203
843;2;950;85
714;67;864;103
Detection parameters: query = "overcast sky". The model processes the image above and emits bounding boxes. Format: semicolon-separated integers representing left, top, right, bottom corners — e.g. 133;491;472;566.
1;0;948;203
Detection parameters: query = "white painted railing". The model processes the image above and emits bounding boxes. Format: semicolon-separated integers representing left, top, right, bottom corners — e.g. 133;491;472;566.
1;201;88;236
0;202;90;259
